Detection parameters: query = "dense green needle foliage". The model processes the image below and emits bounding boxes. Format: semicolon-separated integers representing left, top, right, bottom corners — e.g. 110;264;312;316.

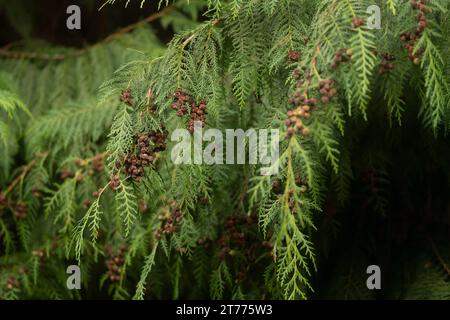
0;0;449;300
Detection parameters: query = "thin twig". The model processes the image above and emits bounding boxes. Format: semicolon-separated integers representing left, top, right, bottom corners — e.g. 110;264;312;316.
101;5;173;43
0;5;173;61
181;34;195;48
4;161;37;196
3;152;49;196
428;237;450;276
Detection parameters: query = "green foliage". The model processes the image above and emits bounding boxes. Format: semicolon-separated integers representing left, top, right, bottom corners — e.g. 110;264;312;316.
1;0;450;301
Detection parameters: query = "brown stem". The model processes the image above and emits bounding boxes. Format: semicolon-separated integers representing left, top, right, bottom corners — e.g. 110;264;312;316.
101;5;173;43
3;152;48;196
0;5;174;61
181;34;195;48
428;237;450;276
4;160;37;196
